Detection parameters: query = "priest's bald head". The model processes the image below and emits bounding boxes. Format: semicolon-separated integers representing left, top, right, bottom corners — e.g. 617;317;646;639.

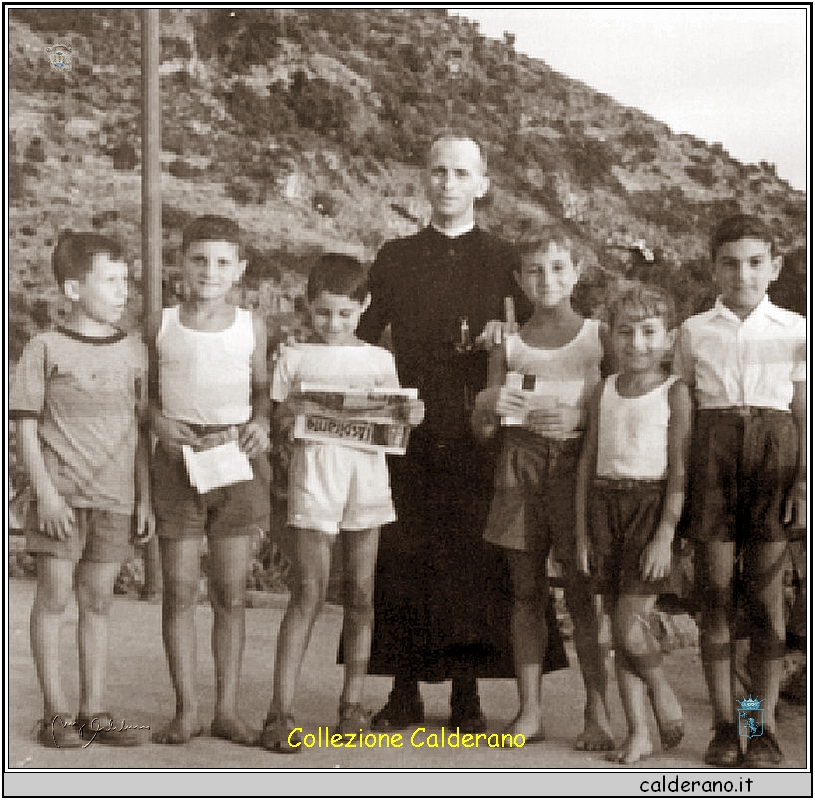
426;131;490;234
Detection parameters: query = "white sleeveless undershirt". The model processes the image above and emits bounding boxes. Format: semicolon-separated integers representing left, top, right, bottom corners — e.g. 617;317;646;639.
504;319;603;438
158;305;254;425
596;374;677;480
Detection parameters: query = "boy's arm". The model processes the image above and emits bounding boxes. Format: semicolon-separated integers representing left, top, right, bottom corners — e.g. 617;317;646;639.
471;342;519;439
239;312;271;458
133;425;154;544
133;345;154;543
575;383;602;576
599;321;614;378
641;379;692;581
10;336;73;539
785;379;807;528
18;419;74;540
147;330;199;456
356;251;391;347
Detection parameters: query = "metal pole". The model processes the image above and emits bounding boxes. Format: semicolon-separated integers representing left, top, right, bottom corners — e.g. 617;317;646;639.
141;8;161;342
141;8;162;598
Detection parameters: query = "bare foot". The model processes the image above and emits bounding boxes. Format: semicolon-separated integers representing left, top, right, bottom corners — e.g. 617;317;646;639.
574;720;615;751
606;733;654;764
505;712;545;743
657;718;684;750
211;715;258;746
152;714;205;745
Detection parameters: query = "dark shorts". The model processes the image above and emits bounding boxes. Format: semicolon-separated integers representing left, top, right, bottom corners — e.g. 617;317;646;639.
27;507;133;564
590;478;669;598
152;443;270;539
484;429;580;560
687;409;798;544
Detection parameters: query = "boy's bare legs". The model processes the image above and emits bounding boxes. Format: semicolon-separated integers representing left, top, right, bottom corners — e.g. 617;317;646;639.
610;647;651;763
75;561;119;716
565;572;613;750
339;527;379;711
607;594;682;764
209;535;255;743
270;528;332;718
30;556;74;718
154;537;204;744
743;540;787;735
505;550;547;738
699;542;736;728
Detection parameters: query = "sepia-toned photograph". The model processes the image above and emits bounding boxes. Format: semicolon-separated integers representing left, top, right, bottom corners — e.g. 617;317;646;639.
4;5;810;796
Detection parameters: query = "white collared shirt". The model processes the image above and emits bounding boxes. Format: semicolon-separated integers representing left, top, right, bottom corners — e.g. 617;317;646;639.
674;295;806;410
430;219;475;239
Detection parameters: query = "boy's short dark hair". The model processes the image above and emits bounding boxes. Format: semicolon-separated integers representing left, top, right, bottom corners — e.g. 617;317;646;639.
517;229;575;259
608;283;676;331
182;215;244;257
307;253;368;302
711;214;776;259
429;129;487;172
52;230;124;285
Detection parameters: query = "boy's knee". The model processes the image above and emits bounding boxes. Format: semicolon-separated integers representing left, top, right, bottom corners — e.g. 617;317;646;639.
32;589;70;615
746;603;786;659
77;586;113;615
208;579;246;612
163;578;200;610
701;584;733;613
615;613;659;658
293;576;327;609
343;580;374;614
513;582;546;606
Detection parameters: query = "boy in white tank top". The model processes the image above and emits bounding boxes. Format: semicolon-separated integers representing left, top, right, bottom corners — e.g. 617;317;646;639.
576;284;692;764
150;216;270;746
472;234;613;749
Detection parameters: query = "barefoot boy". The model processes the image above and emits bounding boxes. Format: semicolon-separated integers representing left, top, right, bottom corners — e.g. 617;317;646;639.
11;231;153;747
674;214;806;768
151;215;270;745
577;284;691;764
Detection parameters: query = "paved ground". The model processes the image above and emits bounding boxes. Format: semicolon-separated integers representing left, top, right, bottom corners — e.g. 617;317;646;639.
6;579;808;776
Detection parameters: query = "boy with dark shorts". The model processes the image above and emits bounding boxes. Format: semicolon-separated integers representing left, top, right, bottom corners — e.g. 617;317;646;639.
11;231;153;747
674;214;806;767
577;285;691;764
150;216;270;745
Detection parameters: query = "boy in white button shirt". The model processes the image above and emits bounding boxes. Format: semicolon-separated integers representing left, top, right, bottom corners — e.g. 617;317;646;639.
674;214;806;768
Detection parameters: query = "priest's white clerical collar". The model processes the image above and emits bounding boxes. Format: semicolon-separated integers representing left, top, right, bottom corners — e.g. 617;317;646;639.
431;220;475;239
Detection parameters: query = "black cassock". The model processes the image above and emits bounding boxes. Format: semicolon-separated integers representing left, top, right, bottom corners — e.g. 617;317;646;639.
351;225;567;680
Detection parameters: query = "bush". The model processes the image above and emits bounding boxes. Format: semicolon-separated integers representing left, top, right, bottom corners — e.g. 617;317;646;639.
225;175;266;205
168;159;204;179
160;35;191;61
684;164;716;188
110;142;138;170
24;137;46;163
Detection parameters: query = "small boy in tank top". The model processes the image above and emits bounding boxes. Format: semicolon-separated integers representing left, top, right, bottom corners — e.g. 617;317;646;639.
472;233;613;748
150;216;270;745
576;284;692;764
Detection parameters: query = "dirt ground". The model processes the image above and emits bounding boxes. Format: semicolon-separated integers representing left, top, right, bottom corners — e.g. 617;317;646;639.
5;579;810;794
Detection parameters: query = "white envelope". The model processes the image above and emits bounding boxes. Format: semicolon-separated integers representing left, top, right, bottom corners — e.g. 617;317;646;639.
182;440;254;494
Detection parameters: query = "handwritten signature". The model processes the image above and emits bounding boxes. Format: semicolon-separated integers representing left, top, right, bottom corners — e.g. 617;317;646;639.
51;715;150;747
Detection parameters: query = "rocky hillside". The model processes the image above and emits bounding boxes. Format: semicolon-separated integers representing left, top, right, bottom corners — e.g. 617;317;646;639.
7;8;807;359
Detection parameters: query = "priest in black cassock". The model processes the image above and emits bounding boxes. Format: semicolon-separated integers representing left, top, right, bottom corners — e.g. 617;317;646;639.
356;133;565;733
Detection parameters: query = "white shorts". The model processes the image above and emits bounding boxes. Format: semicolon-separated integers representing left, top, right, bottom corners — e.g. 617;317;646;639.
288;443;396;534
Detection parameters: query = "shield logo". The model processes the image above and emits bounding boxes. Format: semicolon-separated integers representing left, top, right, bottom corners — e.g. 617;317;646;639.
46;45;72;71
737;696;764;739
